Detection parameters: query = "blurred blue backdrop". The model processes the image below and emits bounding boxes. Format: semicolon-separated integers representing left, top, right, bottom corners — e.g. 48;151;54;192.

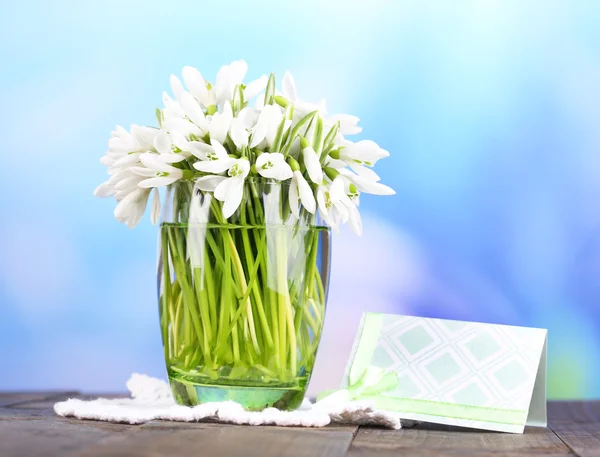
1;0;599;398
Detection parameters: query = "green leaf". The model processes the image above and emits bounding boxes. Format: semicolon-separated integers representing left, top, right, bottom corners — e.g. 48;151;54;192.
323;121;340;152
312;115;324;155
232;84;244;114
281;110;318;154
263;73;276;106
270;112;289;152
155;108;163;128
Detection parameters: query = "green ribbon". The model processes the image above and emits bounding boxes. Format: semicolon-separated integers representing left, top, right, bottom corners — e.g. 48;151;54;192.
315;365;398;405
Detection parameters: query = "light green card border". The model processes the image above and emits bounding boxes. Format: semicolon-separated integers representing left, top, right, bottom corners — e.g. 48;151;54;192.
361;396;528;425
344;313;384;386
345;312;530;426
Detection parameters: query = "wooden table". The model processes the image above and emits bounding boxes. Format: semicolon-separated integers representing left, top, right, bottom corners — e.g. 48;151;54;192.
1;392;599;457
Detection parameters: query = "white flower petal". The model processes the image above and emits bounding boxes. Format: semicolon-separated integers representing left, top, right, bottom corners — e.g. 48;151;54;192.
289;178;300;218
114;188;150;228
329;177;346;200
182;66;209;106
170;131;189;150
151;188;161;225
138;176;180;188
129;166;156;177
154;132;172;155
131;125;159;150
256;153;293;180
230;118;249;149
195;175;227;192
209;101;233;144
221;177;245;219
112;153;141;168
140;153;179;172
162;118;202;138
158;153;188;163
341;140;389;164
250;121;267;148
210;139;229;160
329;113;361;135
162;93;185;118
295;171;316;214
213;175;236;202
282;71;297;101
238;107;259;128
93;182;114;198
170;74;185;101
114;176;141;191
193;157;236;174
244;75;268;100
341;171;395;195
302;146;323;185
349;163;381;182
188;142;213;160
346;201;362;235
180;91;207;130
228;60;248;84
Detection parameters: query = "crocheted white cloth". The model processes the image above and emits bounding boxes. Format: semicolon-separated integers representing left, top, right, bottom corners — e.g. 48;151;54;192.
54;374;407;429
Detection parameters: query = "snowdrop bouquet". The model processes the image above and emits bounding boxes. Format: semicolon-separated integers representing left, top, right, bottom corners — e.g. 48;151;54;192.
94;61;395;410
95;60;394;233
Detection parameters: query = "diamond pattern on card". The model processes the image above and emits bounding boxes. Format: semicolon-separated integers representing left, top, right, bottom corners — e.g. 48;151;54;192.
368;315;546;411
492;359;530;392
450;380;491;407
397;325;436;356
424;352;463;385
459;330;505;368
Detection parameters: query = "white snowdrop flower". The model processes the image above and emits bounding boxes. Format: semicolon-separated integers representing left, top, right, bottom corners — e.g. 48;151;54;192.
193;139;237;174
255;153;293;180
299;137;323;185
244;74;268;101
179;91;210;132
289;169;316;217
209;101;233;144
338;168;395;196
114;187;152;229
215;60;248;105
214;158;251;219
316;176;357;233
230;117;249;149
181;66;214;108
250;104;288;149
338;140;389;168
150;188;161;225
137;153;184;188
281;71;358;135
95;61;395;230
154;131;211;163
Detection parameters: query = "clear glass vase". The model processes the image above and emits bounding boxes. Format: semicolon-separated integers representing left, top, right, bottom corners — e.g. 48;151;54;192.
157;178;331;410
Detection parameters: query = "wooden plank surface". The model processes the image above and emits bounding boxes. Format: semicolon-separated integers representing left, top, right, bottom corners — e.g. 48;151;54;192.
549;401;600;424
549;401;600;457
0;391;78;408
0;395;599;457
72;425;354;457
348;423;574;457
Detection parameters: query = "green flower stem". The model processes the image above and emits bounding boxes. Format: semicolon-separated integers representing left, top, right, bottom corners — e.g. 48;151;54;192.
203;249;218;339
226;233;260;355
168;230;209;363
160;180;327;385
239;207;274;350
276;230;297;376
160;229;172;362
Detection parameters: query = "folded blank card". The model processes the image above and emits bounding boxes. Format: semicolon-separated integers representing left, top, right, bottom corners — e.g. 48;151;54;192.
342;313;547;433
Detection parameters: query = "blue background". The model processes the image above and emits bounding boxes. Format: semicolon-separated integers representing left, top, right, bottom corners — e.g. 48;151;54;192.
1;0;599;398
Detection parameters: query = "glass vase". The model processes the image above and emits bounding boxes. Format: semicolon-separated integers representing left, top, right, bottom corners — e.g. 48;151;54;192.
157;178;330;411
